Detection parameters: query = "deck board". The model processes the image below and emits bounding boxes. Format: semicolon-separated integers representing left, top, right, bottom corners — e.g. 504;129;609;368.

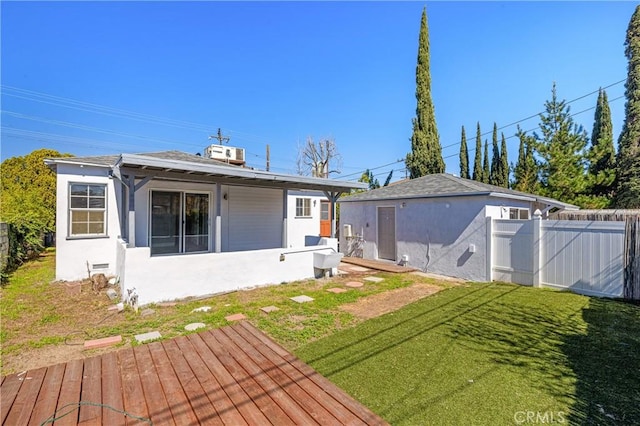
238;321;387;425
162;337;222;425
210;328;299;425
1;322;388;426
147;342;199;425
4;367;46;426
1;371;24;424
78;356;101;425
342;256;417;273
132;344;174;426
229;324;364;425
55;358;84;426
29;363;66;426
116;348;149;425
100;351;125;426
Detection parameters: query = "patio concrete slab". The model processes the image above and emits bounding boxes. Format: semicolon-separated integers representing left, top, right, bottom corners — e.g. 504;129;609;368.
260;305;280;313
135;331;162;344
185;322;206;331
192;306;212;313
290;295;314;303
345;281;364;288
225;313;247;321
364;276;385;283
327;287;348;293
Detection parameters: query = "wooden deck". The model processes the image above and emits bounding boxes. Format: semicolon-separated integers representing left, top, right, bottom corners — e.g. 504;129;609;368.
341;257;417;273
1;322;387;425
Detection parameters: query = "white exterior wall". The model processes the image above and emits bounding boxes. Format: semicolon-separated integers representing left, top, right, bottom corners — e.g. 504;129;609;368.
287;190;326;247
54;164;122;281
118;239;339;305
339;195;533;282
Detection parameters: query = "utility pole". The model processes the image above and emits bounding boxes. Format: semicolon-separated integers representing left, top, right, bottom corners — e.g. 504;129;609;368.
266;144;270;171
209;128;230;145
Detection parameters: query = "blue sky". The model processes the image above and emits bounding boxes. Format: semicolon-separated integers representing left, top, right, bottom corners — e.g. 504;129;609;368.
1;1;636;183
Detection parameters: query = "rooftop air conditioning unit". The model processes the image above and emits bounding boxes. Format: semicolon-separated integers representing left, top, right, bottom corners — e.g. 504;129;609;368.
204;144;246;166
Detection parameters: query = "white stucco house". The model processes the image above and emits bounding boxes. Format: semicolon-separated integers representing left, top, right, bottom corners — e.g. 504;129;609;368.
338;173;578;282
45;150;365;305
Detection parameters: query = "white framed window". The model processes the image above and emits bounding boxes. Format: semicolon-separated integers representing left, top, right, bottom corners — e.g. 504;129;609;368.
296;198;311;217
509;208;530;220
69;183;107;237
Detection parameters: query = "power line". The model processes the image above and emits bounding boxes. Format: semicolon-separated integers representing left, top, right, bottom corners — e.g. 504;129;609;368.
440;78;625;152
442;93;625;160
337;158;405;180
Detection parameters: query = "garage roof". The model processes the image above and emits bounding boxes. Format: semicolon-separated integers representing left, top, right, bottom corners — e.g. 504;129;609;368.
339;173;578;211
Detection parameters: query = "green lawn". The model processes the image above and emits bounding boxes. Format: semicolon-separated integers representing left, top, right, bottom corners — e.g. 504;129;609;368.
296;283;640;425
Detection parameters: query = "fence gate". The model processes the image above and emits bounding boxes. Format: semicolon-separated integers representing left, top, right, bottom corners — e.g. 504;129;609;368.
490;217;626;298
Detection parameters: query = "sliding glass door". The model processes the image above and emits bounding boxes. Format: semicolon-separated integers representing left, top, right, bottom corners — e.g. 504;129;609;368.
185;193;209;253
150;191;209;255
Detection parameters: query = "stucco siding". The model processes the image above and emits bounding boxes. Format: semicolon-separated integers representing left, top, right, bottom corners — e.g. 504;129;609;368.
54;164;121;281
339;195;535;282
287;190;325;247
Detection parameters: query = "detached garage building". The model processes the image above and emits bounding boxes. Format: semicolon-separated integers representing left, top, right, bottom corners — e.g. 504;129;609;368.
338;173;577;282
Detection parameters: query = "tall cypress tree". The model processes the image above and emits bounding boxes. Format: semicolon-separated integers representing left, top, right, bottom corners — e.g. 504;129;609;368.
489;123;501;185
459;125;469;179
588;88;616;201
500;133;509;188
616;6;640;208
482;140;490;184
472;122;483;181
534;83;588;205
513;126;539;193
406;7;444;178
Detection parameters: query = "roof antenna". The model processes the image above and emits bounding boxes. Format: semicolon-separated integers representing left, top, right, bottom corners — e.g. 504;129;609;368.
209;128;230;145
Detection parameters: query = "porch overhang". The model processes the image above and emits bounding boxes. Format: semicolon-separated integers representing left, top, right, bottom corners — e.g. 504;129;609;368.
113;153;367;193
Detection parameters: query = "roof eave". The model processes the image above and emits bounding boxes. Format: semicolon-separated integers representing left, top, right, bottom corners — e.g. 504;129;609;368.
117;153;367;192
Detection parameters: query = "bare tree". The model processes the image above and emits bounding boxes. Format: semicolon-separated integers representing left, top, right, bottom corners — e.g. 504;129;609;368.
296;137;342;177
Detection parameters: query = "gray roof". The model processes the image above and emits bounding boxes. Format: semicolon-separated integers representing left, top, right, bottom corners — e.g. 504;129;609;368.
339;173;578;210
46;150;367;193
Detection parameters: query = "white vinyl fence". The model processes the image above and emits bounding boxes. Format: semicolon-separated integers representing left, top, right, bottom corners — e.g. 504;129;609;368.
489;214;625;298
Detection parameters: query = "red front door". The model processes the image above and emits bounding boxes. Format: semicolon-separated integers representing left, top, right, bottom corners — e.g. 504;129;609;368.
320;201;331;237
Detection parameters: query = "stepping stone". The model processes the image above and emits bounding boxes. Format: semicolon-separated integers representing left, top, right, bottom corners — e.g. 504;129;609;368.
290;295;314;303
83;335;122;350
64;282;82;295
106;289;118;300
192;306;211;313
364;276;385;283
327;287;348;293
345;281;364;288
260;306;280;313
225;313;246;322
135;331;162;344
348;266;371;272
185;322;206;331
141;308;155;317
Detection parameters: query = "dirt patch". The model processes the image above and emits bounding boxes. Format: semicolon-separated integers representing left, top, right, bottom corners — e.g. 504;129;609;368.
340;283;443;320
